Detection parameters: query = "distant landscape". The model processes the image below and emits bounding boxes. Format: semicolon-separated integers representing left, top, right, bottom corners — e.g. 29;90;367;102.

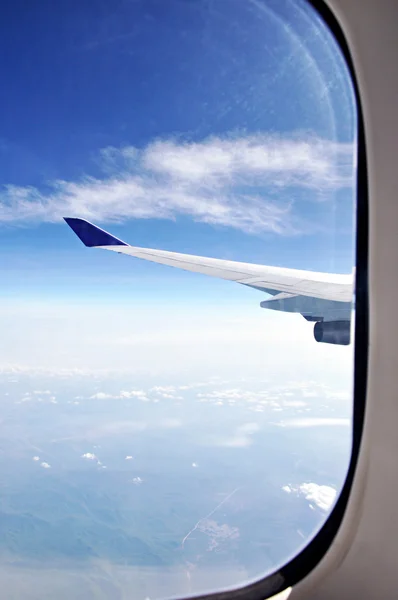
0;367;352;599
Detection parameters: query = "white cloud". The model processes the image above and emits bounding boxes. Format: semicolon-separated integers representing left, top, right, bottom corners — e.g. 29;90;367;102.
120;390;148;401
325;390;352;401
277;417;350;428
81;452;97;460
0;134;354;234
90;392;115;400
125;455;133;460
197;387;285;408
151;386;176;394
32;456;40;461
0;364;129;378
132;477;143;485
89;390;151;401
192;462;198;468
282;482;337;511
40;462;51;469
299;483;337;511
89;389;182;402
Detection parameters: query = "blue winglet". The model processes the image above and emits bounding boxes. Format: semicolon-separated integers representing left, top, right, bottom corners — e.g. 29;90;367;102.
63;218;128;247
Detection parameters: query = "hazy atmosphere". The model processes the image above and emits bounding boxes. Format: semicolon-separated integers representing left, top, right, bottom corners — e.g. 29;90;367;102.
0;0;356;597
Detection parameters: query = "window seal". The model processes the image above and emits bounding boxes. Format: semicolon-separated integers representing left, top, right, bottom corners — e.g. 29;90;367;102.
180;0;369;597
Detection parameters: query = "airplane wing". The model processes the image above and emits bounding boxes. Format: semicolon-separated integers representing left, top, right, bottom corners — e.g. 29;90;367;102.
64;217;354;345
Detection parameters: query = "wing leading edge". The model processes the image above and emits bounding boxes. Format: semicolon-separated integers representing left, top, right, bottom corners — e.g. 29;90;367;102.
64;218;354;345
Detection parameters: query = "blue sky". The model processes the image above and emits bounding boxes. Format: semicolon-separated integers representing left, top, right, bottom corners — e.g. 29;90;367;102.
0;0;356;374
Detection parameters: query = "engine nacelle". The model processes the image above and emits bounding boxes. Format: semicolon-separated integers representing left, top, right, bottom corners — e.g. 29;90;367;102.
314;320;351;345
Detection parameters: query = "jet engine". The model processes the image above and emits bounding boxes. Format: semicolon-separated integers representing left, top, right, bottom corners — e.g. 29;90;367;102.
314;320;351;345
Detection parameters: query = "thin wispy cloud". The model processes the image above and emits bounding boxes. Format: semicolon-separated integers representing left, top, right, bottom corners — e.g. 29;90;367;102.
0;134;354;234
216;422;260;448
86;418;182;439
277;417;350;428
0;364;136;378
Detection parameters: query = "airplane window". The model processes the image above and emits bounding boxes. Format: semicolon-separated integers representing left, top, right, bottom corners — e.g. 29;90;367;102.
0;0;357;598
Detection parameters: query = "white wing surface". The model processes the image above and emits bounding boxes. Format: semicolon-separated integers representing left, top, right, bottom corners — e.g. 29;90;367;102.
64;218;354;345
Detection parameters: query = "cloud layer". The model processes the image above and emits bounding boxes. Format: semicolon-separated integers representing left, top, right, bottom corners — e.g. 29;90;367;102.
1;134;354;234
